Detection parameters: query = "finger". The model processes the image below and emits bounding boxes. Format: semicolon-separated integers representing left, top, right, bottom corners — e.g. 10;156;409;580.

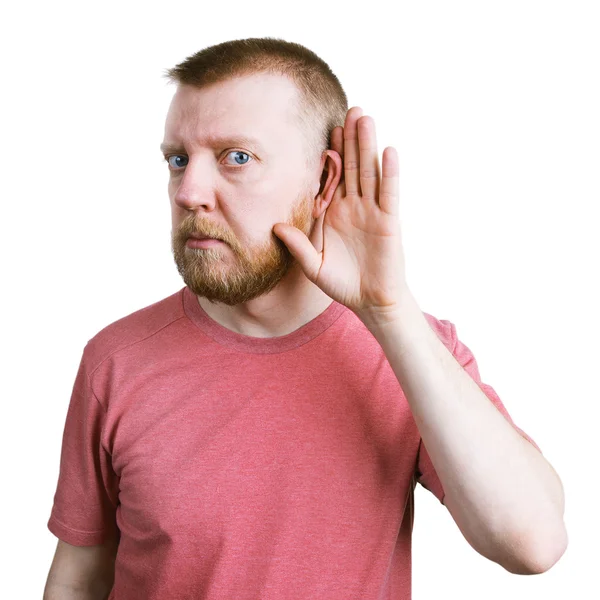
330;126;344;159
343;107;363;197
379;146;400;216
357;116;380;203
272;223;322;284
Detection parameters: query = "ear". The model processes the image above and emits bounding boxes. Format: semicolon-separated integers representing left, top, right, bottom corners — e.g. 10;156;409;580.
314;149;343;218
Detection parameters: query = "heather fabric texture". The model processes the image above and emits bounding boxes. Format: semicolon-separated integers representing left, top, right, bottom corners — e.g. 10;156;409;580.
48;286;541;600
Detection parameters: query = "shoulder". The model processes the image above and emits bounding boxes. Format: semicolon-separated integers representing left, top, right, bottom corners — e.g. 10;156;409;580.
83;287;187;373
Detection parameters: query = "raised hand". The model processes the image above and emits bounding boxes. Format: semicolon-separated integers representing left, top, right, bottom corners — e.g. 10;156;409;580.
273;106;409;319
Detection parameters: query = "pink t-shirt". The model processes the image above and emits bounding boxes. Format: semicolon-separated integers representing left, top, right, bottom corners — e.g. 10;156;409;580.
47;285;541;599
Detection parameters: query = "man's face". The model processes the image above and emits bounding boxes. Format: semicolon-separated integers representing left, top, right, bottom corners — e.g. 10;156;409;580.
163;74;320;306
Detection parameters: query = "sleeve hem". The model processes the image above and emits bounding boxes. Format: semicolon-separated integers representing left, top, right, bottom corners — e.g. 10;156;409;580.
514;427;543;454
47;515;109;546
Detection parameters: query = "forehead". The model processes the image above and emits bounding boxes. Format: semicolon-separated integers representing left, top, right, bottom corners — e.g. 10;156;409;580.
163;74;300;150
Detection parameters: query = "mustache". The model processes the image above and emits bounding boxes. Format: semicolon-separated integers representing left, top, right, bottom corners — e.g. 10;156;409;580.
180;221;224;241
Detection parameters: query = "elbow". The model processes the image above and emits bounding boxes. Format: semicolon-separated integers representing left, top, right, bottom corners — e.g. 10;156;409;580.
496;523;569;575
527;525;569;574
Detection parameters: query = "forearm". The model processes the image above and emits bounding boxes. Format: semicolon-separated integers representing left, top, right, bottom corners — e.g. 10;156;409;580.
43;580;112;600
357;294;566;572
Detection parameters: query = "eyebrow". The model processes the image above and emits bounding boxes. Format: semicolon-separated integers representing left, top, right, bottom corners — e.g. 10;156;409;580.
160;135;265;155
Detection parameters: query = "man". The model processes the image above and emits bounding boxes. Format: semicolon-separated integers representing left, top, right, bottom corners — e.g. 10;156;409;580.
46;37;567;600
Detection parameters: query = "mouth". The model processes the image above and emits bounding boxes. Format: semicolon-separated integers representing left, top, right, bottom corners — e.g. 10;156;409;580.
186;234;225;249
188;234;220;241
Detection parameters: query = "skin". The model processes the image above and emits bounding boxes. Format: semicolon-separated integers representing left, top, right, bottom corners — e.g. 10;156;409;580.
164;73;344;337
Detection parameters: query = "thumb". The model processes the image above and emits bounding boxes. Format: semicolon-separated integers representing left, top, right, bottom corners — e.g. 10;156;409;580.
273;223;322;283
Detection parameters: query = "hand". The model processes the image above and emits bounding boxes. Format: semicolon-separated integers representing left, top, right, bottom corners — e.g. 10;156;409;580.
272;106;410;318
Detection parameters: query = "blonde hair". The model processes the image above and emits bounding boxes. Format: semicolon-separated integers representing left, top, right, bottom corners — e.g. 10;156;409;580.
162;37;348;173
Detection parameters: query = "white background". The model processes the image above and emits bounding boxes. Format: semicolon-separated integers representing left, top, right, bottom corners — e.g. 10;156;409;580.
2;0;597;597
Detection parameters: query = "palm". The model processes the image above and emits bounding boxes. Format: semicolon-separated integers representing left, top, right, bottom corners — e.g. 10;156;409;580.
314;182;405;310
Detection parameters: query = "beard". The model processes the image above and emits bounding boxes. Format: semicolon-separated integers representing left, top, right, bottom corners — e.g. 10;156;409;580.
170;185;315;306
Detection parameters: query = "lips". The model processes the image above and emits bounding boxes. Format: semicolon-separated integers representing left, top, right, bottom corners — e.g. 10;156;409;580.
188;234;218;241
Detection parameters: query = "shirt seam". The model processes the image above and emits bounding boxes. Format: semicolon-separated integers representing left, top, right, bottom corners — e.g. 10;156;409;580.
86;314;188;380
182;299;348;355
49;513;106;535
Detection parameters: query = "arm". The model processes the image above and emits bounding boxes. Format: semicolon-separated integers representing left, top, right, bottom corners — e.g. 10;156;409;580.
357;294;567;574
43;538;117;600
43;581;112;600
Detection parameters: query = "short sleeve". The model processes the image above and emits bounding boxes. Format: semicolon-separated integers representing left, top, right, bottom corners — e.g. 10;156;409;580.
415;320;542;505
47;347;120;545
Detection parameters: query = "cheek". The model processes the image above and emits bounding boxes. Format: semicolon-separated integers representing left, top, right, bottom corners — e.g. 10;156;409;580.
167;177;180;198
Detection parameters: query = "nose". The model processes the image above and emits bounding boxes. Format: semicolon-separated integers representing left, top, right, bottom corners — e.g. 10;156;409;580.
171;158;219;212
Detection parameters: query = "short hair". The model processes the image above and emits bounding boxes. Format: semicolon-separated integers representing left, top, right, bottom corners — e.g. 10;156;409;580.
162;37;348;172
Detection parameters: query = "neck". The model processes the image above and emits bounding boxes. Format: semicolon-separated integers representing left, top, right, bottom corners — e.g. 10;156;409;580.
196;263;334;338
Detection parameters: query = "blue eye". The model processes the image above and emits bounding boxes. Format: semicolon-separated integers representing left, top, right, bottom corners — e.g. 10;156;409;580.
165;150;253;171
223;150;252;166
167;155;188;169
